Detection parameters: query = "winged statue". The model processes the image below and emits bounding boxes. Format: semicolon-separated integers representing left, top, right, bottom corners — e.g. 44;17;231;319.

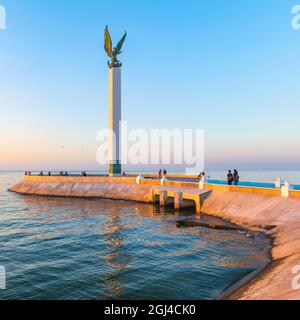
104;25;127;68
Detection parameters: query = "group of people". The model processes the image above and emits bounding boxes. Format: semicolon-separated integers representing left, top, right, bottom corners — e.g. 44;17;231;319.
59;171;69;176
227;169;240;185
25;171;88;177
196;170;240;185
25;169;239;185
158;169;167;178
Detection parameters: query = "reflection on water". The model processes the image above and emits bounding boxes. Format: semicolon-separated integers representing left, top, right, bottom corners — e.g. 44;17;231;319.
101;214;132;300
0;173;270;300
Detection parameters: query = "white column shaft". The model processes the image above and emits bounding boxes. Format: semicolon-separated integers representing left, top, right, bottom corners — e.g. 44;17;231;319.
109;67;121;164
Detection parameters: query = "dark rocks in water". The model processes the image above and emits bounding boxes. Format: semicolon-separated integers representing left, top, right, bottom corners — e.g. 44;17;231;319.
176;220;241;231
253;224;277;231
263;225;277;231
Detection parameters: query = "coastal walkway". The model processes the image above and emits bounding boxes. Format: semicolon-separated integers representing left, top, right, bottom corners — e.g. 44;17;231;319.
10;175;211;213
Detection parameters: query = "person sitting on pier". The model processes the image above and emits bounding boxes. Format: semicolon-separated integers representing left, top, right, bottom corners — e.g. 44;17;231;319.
81;171;87;177
25;171;28;176
122;171;126;176
48;171;51;176
227;170;233;185
233;169;240;185
39;171;44;176
64;171;68;176
197;172;206;181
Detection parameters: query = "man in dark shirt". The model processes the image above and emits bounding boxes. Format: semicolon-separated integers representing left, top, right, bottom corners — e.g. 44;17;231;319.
227;170;233;185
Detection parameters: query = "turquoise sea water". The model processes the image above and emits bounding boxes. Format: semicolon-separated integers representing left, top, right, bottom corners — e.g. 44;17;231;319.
0;172;270;300
207;170;300;183
206;170;300;189
150;170;300;189
168;170;300;190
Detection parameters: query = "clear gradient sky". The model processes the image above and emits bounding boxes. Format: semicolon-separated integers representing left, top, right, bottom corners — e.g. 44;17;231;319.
1;0;300;171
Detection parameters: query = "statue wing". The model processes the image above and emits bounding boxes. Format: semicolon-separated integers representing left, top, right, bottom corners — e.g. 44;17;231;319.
114;31;127;55
104;26;114;58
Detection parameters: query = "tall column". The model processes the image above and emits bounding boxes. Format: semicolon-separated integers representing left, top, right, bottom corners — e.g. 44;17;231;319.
109;66;122;176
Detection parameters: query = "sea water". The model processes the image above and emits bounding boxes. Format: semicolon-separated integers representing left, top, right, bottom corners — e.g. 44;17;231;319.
0;172;270;300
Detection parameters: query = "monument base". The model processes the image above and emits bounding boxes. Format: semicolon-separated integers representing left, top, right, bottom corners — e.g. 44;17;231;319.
109;161;122;176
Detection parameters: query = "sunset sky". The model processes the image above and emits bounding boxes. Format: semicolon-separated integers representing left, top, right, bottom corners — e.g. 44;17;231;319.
1;0;300;171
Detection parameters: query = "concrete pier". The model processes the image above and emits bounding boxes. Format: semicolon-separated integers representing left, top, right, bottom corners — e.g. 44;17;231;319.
159;190;168;207
151;186;209;213
201;189;300;300
174;192;183;210
9;176;210;213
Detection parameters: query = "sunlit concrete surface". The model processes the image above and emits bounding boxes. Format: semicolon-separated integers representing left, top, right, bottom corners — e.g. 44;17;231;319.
202;190;300;300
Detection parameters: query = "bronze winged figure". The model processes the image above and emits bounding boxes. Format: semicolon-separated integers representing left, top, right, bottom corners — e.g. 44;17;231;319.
104;25;127;68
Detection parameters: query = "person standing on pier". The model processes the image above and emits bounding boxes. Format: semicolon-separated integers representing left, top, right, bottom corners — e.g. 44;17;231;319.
158;169;162;179
233;169;240;185
227;170;233;185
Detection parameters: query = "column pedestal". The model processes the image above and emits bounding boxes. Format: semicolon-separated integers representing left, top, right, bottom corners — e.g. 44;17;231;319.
109;161;122;176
